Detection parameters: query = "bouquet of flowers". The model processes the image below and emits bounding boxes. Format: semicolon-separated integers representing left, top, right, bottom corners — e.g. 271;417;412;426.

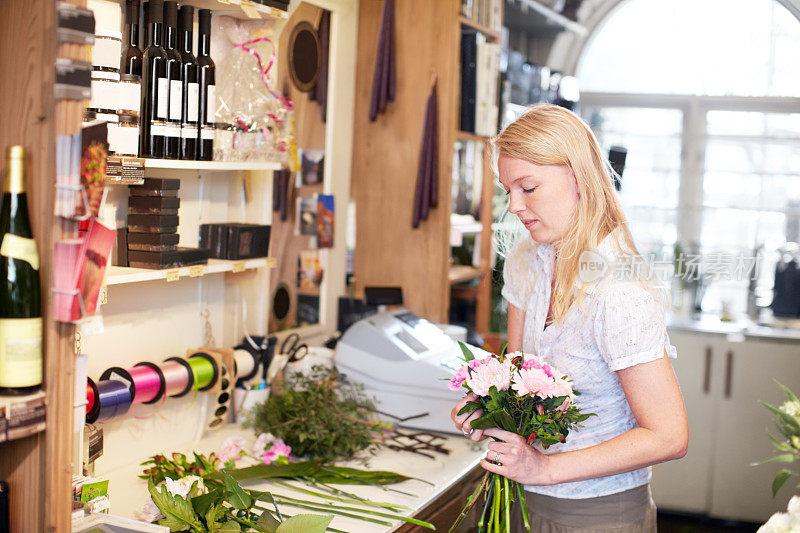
449;343;594;532
755;382;800;498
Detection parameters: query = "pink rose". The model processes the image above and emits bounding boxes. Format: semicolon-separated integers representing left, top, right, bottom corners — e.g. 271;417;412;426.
466;358;512;396
218;436;247;463
448;366;470;391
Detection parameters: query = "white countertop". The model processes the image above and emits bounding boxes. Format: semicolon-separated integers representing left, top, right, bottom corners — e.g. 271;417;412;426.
667;314;800;343
102;424;487;532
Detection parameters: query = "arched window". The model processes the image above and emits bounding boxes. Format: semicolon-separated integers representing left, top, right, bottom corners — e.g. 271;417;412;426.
575;0;800;316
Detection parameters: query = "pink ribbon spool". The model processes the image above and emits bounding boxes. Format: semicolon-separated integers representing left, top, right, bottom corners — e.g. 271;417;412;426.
129;363;166;404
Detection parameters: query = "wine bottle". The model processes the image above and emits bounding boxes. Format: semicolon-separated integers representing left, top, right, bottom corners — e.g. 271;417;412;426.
197;9;216;161
178;5;198;160
163;1;181;159
0;146;42;396
141;2;149;50
140;0;168;158
121;0;142;77
0;479;8;533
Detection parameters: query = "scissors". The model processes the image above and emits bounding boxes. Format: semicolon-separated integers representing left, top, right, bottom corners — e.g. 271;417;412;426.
280;332;308;363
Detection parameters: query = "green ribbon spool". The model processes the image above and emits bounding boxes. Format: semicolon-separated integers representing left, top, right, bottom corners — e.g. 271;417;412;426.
187;353;218;391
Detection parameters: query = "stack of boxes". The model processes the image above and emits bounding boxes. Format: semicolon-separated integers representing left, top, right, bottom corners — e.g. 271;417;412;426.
199;223;271;261
124;178;209;269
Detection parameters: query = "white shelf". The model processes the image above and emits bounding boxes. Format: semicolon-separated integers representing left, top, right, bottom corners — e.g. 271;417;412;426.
106;257;276;286
143;159;282;172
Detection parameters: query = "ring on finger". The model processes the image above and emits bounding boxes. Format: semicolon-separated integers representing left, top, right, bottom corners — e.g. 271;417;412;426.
493;452;501;462
462;427;474;436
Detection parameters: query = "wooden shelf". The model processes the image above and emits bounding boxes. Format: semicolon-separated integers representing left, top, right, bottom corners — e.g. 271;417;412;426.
459;15;501;41
0;391;46;444
143;159;282;172
106;257;276;286
507;0;587;36
455;130;491;143
449;265;486;284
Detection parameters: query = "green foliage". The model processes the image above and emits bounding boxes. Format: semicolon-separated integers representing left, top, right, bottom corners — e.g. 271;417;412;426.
244;366;383;461
754;382;800;498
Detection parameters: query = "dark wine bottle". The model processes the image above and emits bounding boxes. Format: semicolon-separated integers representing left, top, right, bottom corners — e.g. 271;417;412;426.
197;9;216;161
178;5;198;160
121;0;142;77
163;1;181;159
0;146;42;396
140;0;168;158
141;2;149;49
0;479;8;533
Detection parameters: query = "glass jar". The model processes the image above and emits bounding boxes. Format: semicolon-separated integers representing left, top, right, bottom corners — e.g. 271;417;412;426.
91;31;122;73
89;70;120;115
114;114;140;157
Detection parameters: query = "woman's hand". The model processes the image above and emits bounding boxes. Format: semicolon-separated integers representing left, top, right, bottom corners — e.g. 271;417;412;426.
450;392;487;442
479;428;553;486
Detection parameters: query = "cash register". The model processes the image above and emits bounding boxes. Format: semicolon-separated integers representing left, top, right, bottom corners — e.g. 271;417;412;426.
334;308;491;434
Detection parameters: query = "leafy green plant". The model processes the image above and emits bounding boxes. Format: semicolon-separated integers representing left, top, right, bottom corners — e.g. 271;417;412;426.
244;366;383;461
754;382;800;497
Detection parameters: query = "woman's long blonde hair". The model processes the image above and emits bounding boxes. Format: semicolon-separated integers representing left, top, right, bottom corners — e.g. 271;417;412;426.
491;104;641;323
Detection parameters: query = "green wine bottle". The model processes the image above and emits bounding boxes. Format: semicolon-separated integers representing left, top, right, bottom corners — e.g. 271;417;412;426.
0;146;42;395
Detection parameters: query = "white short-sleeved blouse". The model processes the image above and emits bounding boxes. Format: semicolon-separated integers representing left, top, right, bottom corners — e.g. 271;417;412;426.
501;232;677;499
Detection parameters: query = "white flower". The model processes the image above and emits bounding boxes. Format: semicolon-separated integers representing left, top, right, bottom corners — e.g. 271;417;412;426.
466;358;512;397
163;476;204;499
253;432;277;455
139;498;164;522
760;512;793;532
788;495;800;515
218;436;248;463
781;401;800;418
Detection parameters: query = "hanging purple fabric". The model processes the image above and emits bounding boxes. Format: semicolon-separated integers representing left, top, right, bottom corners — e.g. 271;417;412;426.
369;0;396;121
412;83;438;229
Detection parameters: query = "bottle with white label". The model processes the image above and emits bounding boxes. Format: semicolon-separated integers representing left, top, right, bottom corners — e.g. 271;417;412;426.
163;1;182;159
0;146;42;395
140;0;168;158
178;5;198;160
197;8;216;161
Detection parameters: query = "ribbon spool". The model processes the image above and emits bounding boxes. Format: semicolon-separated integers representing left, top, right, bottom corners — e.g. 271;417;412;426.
130;362;166;404
161;357;195;398
187;352;219;391
94;379;132;422
86;377;100;423
99;367;136;403
207;362;233;431
233;349;259;382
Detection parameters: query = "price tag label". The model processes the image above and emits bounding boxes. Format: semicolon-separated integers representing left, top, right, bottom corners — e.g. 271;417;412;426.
239;0;261;18
99;286;107;306
189;265;205;277
232;261;246;273
218;0;230;3
266;257;277;268
166;269;180;282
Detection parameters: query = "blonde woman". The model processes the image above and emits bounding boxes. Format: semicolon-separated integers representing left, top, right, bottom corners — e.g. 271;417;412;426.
451;104;688;532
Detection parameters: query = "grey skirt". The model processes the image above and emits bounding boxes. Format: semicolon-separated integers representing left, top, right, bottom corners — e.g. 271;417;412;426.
511;484;657;533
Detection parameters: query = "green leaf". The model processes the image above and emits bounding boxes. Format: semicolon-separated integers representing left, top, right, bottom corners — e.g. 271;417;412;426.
158;515;191;531
752;453;798;466
763;402;800;434
257;510;282;533
218;520;242;533
191;490;220;518
769;433;796;452
221;461;322;481
492;410;516;432
776;381;800;404
468;413;496;430
457;401;483;416
220;471;253;510
458;341;475;362
276;514;334;533
772;469;796;498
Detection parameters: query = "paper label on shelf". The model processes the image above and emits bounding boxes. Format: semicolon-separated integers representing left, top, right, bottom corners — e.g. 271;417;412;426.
181;125;198;139
99;286;107;305
188;265;204;277
1;234;40;270
156;77;169;119
0;318;42;388
240;0;261;18
187;83;199;122
232;261;246;273
169;80;182;121
166;269;180;282
206;85;216;124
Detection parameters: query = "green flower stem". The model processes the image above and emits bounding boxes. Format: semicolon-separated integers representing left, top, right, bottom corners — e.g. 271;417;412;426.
516;482;531;533
273;479;410;510
493;475;501;532
268;493;435;529
252;502;392;526
478;477;493;530
504;477;511;533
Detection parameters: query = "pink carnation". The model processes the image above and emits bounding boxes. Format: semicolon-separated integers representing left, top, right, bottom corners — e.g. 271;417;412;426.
511;367;562;399
448;366;470;391
521;355;553;377
218;436;247;463
261;440;292;465
468;357;491;370
466;358;512;396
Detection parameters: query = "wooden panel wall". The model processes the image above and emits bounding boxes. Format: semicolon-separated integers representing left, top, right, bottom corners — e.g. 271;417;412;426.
0;0;78;530
351;0;460;323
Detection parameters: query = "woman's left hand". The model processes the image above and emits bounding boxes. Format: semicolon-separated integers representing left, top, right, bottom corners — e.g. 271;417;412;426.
479;428;553;486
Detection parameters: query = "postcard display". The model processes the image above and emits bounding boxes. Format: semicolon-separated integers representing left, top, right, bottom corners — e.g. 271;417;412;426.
70;3;291;520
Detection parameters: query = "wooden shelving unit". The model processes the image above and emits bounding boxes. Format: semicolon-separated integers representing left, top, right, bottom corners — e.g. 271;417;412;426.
106;257;276;286
142;158;282;171
351;0;500;335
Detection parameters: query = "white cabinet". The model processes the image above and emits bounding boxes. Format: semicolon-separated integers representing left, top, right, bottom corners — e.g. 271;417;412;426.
652;330;800;522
